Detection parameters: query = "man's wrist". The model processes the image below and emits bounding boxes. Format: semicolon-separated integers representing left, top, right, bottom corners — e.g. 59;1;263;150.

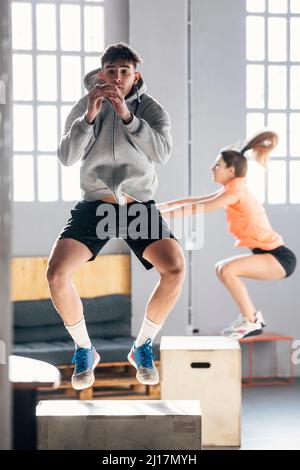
122;112;133;125
84;112;95;125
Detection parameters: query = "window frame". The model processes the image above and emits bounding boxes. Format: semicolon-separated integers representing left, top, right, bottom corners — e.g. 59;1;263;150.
11;0;105;202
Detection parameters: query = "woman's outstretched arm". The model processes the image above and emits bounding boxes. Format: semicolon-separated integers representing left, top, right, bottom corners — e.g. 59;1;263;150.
156;188;224;212
160;191;239;217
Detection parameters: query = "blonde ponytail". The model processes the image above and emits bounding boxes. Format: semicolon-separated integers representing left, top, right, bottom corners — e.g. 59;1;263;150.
241;130;279;168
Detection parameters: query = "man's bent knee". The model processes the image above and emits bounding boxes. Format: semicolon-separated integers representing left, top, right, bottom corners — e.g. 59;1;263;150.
161;255;186;284
46;264;70;286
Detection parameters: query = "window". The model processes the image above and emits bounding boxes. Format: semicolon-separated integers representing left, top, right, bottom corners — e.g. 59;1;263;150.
246;0;300;204
11;0;104;202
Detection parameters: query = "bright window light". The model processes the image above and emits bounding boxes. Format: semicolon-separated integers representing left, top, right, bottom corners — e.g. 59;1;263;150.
36;3;56;51
290;161;300;203
268;0;288;13
247;65;265;108
13;155;34;201
246;161;266;204
13;105;34;151
37;106;57;151
268;65;287;109
13;54;33;100
60;5;81;51
11;2;32;50
246;0;265;13
61;56;82;102
11;1;105;202
246;113;265;137
268;18;287;62
246;5;299;204
267;161;286;204
290;18;300;62
84;6;104;52
290;0;300;13
85;56;101;75
38;155;58;201
290;114;300;156
290;66;300;110
37;55;57;101
246;16;265;61
61;161;82;201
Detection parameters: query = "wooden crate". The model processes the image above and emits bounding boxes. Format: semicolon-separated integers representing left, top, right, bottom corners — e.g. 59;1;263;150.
160;336;241;447
37;400;202;450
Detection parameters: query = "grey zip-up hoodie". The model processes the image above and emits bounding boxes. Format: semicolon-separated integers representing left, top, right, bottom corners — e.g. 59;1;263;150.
57;68;172;205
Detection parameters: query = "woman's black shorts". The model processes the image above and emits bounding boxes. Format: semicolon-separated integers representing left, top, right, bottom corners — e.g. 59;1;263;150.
58;199;179;270
251;245;297;278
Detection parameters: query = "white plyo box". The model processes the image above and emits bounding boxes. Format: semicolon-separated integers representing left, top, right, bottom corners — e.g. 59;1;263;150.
37;399;202;450
160;336;241;447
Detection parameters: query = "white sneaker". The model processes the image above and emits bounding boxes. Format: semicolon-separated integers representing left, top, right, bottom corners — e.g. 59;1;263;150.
255;310;267;328
222;316;263;340
221;314;246;336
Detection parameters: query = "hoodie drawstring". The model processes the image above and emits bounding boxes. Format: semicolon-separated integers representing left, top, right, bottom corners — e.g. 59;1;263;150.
134;84;141;114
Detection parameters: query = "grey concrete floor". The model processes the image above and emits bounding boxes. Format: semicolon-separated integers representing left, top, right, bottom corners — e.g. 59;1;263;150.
205;378;300;450
240;378;300;450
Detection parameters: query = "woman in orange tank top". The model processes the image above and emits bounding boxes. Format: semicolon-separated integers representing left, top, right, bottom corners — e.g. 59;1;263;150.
157;131;296;339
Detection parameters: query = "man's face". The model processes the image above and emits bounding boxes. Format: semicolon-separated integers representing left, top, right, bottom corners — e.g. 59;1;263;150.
99;60;141;98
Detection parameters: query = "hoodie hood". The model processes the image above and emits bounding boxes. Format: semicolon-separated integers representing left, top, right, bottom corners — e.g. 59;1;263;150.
83;67;147;103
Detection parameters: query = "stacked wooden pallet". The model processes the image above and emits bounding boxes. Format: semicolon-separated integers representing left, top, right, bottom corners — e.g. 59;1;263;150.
38;360;161;401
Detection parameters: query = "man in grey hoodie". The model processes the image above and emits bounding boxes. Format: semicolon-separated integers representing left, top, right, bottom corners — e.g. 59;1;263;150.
47;43;186;390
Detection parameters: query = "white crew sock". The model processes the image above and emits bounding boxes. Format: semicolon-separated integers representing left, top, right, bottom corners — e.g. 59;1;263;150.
135;316;163;347
65;317;92;349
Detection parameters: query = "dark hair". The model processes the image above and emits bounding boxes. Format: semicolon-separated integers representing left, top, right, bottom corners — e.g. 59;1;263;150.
221;130;279;176
221;150;247;177
101;42;143;69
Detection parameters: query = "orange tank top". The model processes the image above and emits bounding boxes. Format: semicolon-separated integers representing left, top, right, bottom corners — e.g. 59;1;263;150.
223;177;283;250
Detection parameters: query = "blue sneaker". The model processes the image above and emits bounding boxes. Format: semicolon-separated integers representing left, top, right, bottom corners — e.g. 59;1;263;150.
127;338;159;385
71;345;100;390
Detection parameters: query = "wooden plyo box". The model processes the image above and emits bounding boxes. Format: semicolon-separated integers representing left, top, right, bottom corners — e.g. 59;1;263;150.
37;399;202;450
160;336;241;447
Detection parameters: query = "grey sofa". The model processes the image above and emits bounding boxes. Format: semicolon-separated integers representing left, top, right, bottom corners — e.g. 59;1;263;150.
13;294;160;366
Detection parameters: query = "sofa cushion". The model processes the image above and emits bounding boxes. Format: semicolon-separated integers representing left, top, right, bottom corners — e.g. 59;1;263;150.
14;294;131;328
14;319;131;343
12;337;161;366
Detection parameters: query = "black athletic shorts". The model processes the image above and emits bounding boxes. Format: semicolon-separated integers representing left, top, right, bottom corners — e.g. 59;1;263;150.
58;199;179;270
251;245;297;278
